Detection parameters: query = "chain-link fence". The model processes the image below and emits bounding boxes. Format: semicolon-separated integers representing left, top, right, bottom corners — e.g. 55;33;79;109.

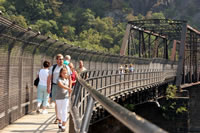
0;14;178;129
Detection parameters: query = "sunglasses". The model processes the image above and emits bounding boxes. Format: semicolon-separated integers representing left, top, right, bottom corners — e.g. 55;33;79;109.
57;58;63;61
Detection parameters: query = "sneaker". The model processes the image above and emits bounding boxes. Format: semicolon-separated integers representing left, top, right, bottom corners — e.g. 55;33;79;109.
58;123;62;129
60;126;66;132
41;110;48;114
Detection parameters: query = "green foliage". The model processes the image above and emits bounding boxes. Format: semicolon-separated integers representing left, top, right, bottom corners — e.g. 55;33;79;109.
124;103;135;111
0;5;5;12
0;0;199;54
10;15;28;28
79;29;101;45
0;0;6;4
166;84;177;99
62;25;76;41
151;12;165;19
109;45;120;54
161;85;188;120
87;0;110;17
77;9;96;32
176;106;187;114
30;19;58;34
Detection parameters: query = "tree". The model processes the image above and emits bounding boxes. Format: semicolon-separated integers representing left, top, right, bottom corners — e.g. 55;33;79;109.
76;9;96;33
79;28;101;45
30;19;58;34
10;15;28;28
151;12;165;19
62;25;76;41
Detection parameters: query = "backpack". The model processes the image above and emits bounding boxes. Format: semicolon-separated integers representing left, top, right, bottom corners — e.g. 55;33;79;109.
51;64;57;84
51;64;67;83
34;69;41;87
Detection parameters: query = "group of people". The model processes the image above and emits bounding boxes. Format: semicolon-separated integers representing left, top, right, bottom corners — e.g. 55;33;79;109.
35;54;87;132
119;64;135;74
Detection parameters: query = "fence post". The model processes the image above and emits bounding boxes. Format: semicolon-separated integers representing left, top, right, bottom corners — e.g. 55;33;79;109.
30;50;36;112
5;50;11;125
18;51;23;117
80;96;94;133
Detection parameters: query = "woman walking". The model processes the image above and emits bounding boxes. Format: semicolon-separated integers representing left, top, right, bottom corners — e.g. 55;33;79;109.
36;60;50;114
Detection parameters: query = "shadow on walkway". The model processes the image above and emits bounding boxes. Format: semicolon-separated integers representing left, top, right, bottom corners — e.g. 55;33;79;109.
0;108;69;133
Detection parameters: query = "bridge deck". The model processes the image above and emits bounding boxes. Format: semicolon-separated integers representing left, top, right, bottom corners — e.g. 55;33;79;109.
0;108;69;133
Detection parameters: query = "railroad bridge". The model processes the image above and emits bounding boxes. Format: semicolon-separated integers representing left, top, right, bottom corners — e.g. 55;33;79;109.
0;14;200;133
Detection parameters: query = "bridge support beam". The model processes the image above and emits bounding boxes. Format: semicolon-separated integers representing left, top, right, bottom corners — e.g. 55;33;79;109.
170;40;177;61
182;83;200;132
120;24;131;56
176;22;187;91
80;96;94;133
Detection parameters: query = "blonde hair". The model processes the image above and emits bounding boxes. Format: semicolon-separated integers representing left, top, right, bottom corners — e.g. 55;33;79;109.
65;55;71;60
56;54;63;60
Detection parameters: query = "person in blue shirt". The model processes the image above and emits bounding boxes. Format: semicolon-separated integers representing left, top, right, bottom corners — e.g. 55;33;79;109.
64;55;71;66
129;64;135;72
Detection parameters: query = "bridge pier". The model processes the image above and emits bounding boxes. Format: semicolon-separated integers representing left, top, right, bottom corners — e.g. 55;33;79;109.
183;83;200;133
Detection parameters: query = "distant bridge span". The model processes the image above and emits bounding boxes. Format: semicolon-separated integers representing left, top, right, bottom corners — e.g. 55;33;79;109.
120;19;200;89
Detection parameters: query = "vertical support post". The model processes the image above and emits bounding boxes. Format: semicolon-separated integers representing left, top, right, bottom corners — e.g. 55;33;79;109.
142;32;146;57
163;39;168;59
193;33;198;82
69;114;76;133
5;49;11;125
154;37;158;58
120;24;131;56
127;36;130;56
189;33;192;82
30;50;36;111
73;85;82;107
148;34;151;58
194;34;198;82
80;96;94;133
170;40;177;61
138;31;141;57
131;32;136;56
18;51;23;117
5;42;15;125
176;22;187;91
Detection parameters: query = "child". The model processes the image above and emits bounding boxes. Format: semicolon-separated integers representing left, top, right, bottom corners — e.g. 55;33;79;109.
56;68;72;132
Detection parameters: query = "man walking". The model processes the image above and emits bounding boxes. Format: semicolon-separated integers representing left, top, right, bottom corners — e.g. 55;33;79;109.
47;54;72;124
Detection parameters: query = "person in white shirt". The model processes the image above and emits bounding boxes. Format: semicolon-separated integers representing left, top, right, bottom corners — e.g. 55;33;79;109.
56;67;72;132
36;60;50;114
47;54;72;124
76;60;88;79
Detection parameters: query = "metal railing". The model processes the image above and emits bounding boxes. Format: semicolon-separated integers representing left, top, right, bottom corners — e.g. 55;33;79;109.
70;67;177;133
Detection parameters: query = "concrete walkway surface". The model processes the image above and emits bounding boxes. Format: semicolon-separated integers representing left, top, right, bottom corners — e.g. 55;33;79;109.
0;108;69;133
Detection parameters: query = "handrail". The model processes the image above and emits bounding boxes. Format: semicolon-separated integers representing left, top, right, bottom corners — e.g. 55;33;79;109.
77;75;168;133
70;68;176;132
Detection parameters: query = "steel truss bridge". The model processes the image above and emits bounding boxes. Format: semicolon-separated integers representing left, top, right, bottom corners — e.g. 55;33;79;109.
0;14;200;133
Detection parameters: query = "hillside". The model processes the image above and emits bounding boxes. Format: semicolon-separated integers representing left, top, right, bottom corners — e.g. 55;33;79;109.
0;0;199;53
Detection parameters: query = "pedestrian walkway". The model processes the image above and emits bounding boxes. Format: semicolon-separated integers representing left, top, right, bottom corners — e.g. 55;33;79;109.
0;108;69;133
